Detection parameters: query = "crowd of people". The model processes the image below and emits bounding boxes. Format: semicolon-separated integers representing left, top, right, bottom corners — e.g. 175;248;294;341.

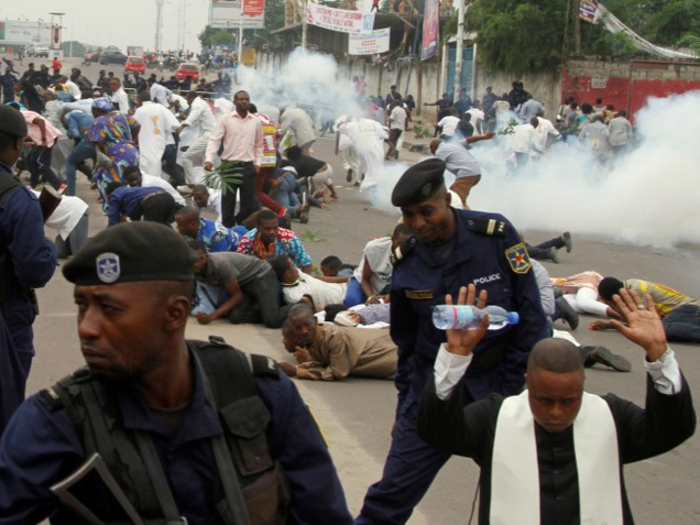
0;57;696;524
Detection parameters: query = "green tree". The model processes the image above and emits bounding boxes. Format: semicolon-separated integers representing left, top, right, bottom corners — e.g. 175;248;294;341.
468;0;569;75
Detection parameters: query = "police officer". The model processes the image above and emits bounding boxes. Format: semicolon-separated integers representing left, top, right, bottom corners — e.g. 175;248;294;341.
0;222;353;523
0;105;57;435
356;158;548;524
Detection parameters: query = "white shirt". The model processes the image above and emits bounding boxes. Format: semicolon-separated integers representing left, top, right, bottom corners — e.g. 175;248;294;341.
334;115;353;151
150;83;172;107
134;102;180;151
193;189;223;223
282;272;348;310
182;97;216;134
111;88;130;114
31;190;88;240
137;173;187;206
437;116;460;137
533;116;560;153
389;106;407;130
63;98;94;114
466;108;485;133
510;123;536;154
64;80;82;100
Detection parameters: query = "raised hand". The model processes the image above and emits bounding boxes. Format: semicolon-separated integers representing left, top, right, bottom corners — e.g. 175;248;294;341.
609;288;667;361
444;284;489;357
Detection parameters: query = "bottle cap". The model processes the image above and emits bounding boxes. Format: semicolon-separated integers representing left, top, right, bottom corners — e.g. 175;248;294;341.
507;312;520;325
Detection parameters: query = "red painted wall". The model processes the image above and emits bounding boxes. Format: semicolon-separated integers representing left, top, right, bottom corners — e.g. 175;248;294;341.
561;61;700;121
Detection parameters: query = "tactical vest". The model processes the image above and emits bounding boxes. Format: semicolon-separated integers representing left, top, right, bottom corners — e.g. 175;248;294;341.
42;337;291;524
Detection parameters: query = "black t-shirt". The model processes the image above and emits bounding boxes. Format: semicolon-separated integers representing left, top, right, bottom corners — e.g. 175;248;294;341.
291;156;326;179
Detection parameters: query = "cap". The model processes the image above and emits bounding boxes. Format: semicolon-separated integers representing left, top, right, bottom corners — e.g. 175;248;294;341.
63;222;198;286
0;105;27;139
391;158;446;207
92;97;113;112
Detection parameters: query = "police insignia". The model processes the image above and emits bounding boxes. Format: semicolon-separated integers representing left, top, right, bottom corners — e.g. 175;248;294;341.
96;253;121;283
505;243;531;274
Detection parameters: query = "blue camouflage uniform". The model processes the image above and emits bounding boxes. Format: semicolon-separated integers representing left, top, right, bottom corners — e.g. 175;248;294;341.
0;347;354;524
357;209;548;524
0;160;57;434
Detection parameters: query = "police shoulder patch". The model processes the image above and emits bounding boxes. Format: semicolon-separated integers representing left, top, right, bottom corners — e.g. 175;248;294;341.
505;242;531;274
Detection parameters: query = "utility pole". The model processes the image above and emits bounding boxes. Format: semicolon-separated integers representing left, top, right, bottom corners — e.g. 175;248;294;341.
155;0;164;51
453;0;465;98
301;0;308;49
573;0;581;55
238;20;244;64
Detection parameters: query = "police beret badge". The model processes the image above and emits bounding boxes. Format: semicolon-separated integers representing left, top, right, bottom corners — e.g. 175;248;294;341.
505;243;531;274
96;253;121;283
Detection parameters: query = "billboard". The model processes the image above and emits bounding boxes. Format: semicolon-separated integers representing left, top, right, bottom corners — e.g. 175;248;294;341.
306;3;375;35
0;20;52;45
349;28;390;55
421;0;440;60
579;0;599;23
210;0;265;29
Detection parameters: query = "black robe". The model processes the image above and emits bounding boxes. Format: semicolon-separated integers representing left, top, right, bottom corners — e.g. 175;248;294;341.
418;375;695;524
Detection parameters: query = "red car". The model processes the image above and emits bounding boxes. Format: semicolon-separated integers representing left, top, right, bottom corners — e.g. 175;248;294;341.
175;63;200;82
125;56;146;75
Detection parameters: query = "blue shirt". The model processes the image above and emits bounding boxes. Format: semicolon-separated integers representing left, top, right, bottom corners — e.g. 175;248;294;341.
64;110;95;141
0;347;353;524
390;209;547;407
107;186;164;226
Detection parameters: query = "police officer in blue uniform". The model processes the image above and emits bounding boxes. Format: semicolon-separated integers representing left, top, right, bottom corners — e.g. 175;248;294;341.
0;222;353;524
0;105;57;435
356;159;548;524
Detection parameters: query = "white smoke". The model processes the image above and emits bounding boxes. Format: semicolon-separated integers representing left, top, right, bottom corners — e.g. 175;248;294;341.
236;48;362;119
400;90;700;250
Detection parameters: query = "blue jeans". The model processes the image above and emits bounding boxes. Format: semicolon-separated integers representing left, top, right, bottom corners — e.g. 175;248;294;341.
663;305;700;343
273;173;300;217
65;140;95;196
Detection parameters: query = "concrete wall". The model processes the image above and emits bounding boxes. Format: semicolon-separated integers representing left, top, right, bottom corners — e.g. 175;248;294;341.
472;64;563;120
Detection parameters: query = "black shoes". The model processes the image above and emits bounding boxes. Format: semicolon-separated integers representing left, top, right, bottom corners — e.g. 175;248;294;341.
585;346;631;372
563;231;572;253
556;296;579;330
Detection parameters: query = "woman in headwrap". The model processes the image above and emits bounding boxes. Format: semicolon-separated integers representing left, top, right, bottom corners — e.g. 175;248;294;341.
89;97;140;209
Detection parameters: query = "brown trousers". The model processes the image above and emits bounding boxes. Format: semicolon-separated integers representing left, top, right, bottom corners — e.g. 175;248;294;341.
450;175;481;209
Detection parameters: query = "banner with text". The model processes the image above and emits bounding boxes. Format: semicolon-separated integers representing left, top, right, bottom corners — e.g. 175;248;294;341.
209;0;265;29
421;0;440;60
306;2;375;35
348;27;390;55
579;0;599;23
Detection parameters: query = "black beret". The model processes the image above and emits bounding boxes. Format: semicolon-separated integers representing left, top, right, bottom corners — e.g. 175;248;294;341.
63;222;198;286
391;158;446;207
0;105;27;139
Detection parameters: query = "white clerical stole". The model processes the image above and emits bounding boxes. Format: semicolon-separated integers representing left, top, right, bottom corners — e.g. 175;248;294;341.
490;390;623;525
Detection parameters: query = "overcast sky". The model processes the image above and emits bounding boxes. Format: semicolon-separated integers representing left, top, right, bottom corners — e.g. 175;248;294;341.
1;0;210;52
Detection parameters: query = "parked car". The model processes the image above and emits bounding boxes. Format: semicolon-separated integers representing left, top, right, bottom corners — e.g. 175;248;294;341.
124;56;146;75
175;63;200;82
27;44;49;58
99;50;128;65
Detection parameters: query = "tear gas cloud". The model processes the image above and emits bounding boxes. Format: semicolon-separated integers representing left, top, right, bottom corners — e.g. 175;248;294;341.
236;48;362;119
234;50;699;250
466;91;700;250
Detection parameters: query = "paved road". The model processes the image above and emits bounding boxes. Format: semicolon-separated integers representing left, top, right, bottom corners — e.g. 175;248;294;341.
24;87;700;523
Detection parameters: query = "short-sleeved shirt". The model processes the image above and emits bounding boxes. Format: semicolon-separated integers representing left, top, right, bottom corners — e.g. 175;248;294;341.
237;227;312;269
195;252;271;288
435;141;481;178
352;236;393;295
625;279;700;316
389;106;407;130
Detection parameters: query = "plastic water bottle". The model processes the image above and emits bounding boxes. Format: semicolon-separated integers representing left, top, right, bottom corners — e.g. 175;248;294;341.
432;305;520;331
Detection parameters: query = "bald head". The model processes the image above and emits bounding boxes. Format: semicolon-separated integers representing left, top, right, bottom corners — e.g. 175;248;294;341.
174;206;201;237
527;338;584;375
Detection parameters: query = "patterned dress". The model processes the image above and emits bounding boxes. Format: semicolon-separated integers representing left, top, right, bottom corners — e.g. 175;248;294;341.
89;112;140;208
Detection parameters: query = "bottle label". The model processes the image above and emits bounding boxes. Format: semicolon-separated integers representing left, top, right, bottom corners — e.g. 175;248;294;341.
448;305;477;330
